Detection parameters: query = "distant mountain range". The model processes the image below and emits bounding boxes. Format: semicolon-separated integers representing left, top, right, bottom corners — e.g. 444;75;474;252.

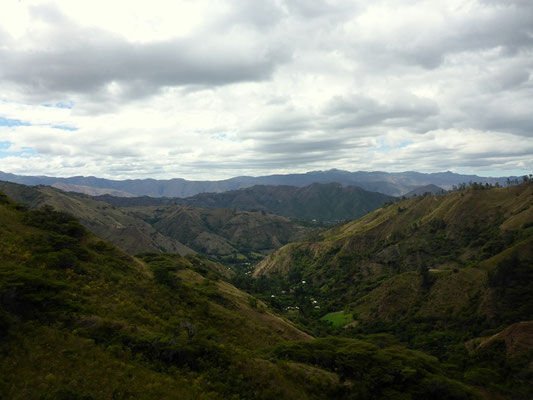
0;169;516;197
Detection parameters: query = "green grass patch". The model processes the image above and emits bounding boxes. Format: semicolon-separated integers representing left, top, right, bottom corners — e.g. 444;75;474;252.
321;311;353;327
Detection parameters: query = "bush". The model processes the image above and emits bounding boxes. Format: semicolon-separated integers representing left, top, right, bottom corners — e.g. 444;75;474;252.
24;206;86;238
0;265;73;320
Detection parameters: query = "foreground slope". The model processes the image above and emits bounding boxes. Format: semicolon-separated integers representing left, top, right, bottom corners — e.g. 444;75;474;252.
0;191;483;399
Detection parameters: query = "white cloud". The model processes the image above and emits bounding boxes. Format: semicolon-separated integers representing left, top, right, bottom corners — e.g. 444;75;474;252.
0;0;532;179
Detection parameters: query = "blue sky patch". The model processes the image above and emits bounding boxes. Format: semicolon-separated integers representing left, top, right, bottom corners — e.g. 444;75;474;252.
0;117;31;127
52;125;78;131
43;101;75;109
375;139;413;152
211;133;228;140
0;141;37;159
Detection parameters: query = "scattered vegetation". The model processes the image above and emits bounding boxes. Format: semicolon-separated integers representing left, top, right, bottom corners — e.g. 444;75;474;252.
1;178;532;399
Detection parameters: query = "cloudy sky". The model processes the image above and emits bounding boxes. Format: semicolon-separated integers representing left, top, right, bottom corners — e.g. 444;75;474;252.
0;0;532;179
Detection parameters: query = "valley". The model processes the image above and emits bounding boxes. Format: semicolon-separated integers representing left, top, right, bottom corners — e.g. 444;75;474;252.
3;1;531;397
0;175;531;399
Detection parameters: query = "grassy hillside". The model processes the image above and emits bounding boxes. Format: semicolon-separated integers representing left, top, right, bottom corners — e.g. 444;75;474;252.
250;183;533;398
0;190;484;399
0;181;193;256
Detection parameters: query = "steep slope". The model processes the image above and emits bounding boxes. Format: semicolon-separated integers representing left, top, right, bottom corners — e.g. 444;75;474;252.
0;181;193;255
0;191;481;399
255;182;532;284
252;183;533;398
1;169;516;197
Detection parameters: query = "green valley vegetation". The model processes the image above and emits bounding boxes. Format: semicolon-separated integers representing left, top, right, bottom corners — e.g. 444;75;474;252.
1;178;532;399
0;188;490;399
250;181;533;399
321;311;354;328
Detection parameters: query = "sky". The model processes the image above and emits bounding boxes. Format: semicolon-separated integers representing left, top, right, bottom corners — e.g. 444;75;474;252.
0;0;532;180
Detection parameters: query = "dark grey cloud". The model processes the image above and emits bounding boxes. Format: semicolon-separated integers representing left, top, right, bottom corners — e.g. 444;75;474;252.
182;148;353;171
453;73;533;136
0;4;289;103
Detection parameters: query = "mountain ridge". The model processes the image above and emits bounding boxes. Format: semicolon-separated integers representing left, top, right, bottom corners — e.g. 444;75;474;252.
94;182;396;223
0;169;517;197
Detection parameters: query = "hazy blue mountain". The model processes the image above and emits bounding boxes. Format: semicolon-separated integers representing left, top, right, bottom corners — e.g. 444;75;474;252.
0;169;516;197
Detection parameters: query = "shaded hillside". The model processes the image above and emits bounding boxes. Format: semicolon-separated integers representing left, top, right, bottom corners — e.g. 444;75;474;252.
0;191;481;399
176;183;395;222
125;205;317;259
1;169;515;197
251;183;533;398
0;181;192;256
95;183;395;222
